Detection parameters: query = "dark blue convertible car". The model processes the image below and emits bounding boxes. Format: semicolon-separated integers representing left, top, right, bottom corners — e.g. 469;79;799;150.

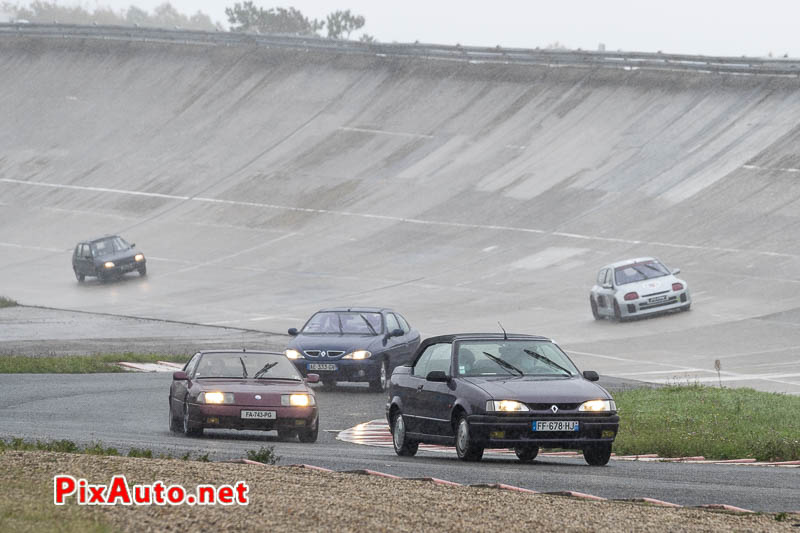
285;307;420;391
386;333;620;465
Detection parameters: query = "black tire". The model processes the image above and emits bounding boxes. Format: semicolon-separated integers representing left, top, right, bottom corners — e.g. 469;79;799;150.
583;443;612;466
74;269;85;283
391;411;418;457
514;445;539;463
369;359;389;392
277;429;296;441
455;414;483;462
681;303;691;312
613;300;623;321
298;418;319;443
321;379;337;391
168;402;180;433
590;297;600;320
138;265;147;277
182;403;203;437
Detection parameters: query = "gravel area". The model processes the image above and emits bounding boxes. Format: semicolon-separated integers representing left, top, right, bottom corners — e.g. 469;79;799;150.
1;451;797;532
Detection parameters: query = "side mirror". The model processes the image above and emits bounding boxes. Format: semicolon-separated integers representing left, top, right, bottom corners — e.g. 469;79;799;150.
583;370;599;382
306;373;320;384
390;328;403;338
131;243;136;248
288;328;298;336
426;370;449;382
671;268;681;275
602;283;612;289
173;371;188;381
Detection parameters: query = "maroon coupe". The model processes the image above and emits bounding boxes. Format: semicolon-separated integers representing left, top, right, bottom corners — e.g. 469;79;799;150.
169;350;319;442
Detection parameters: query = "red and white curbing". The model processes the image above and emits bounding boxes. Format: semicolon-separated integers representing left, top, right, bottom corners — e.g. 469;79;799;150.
338;419;800;468
118;361;183;372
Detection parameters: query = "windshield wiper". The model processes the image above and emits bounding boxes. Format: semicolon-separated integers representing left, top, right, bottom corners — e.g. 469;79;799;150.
253;362;279;379
523;349;572;376
336;314;343;335
482;352;523;376
238;357;248;379
359;314;377;335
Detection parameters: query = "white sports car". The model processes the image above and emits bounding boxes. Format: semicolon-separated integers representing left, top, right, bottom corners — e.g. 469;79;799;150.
590;257;691;321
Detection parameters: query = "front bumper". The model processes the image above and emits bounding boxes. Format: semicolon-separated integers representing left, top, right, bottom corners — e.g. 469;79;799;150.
467;413;620;448
189;403;317;431
100;260;145;276
292;358;381;382
619;290;690;318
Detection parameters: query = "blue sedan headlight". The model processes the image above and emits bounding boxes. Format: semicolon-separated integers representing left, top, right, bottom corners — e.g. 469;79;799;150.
486;400;530;412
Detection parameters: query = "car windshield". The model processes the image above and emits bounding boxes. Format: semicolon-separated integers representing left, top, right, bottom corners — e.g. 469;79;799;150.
456;340;578;378
91;236;130;257
301;312;384;335
614;260;669;285
194;352;301;380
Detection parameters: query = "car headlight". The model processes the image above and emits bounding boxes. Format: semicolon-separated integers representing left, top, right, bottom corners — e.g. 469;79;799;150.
104;261;115;268
281;394;315;407
342;350;371;360
134;254;144;262
199;391;234;404
285;349;302;360
486;400;530;412
578;399;616;412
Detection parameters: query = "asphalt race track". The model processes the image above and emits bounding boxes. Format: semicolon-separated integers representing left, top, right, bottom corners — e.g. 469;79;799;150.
1;26;799;513
0;371;797;512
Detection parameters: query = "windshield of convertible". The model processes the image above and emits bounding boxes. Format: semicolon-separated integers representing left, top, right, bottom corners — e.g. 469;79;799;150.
301;312;383;335
194;352;301;380
91;236;131;257
456;340;578;378
614;259;670;285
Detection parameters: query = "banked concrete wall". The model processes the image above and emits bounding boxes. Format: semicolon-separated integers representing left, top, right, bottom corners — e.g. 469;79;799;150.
1;30;800;345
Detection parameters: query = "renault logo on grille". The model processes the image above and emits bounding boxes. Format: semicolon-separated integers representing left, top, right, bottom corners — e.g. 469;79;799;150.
320;351;326;358
550;405;559;414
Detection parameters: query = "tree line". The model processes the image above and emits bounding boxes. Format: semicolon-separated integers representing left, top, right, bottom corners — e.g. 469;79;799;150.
0;2;374;40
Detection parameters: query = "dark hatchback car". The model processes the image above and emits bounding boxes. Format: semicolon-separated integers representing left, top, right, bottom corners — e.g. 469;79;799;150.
386;334;620;465
72;235;146;282
169;350;319;442
285;307;421;391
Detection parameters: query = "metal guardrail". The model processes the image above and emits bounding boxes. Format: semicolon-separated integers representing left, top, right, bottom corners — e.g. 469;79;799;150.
2;23;799;77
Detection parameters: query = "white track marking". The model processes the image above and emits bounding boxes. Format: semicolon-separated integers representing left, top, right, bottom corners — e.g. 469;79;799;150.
742;164;800;173
3;177;799;259
0;241;65;253
337;126;434;139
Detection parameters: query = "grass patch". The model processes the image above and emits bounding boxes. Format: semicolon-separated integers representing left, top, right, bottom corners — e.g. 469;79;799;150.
613;385;800;461
246;446;279;465
0;353;189;373
0;296;18;308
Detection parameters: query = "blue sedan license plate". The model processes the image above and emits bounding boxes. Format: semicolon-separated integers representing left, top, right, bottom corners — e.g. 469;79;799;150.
308;363;337;371
533;421;579;432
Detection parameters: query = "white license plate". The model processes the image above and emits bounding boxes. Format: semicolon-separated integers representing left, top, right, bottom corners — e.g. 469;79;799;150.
241;410;276;420
533;420;579;432
308;363;337;371
649;295;667;303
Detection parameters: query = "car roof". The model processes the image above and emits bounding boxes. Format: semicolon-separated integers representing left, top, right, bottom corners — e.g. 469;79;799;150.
316;307;393;313
603;257;658;269
78;235;121;244
196;349;283;356
422;333;553;344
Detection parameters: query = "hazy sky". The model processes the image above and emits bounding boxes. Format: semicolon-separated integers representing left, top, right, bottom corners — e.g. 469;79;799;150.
50;1;800;57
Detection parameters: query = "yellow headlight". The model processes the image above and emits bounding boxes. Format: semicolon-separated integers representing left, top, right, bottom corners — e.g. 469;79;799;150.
285;349;301;360
343;350;371;360
134;254;144;262
104;261;115;268
201;391;233;404
579;399;615;412
486;400;529;412
281;394;315;407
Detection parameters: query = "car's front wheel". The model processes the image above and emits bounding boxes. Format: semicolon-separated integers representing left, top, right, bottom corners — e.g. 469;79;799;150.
298;418;318;443
514;445;539;463
455;415;483;462
369;359;389;392
277;429;296;441
590;296;600;320
583;443;612;466
168;402;180;433
321;379;337;390
138;265;147;277
182;403;203;437
613;300;623;322
74;268;85;283
391;411;418;457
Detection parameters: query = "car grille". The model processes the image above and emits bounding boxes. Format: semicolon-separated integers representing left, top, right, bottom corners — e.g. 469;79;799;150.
304;350;345;358
527;403;581;411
